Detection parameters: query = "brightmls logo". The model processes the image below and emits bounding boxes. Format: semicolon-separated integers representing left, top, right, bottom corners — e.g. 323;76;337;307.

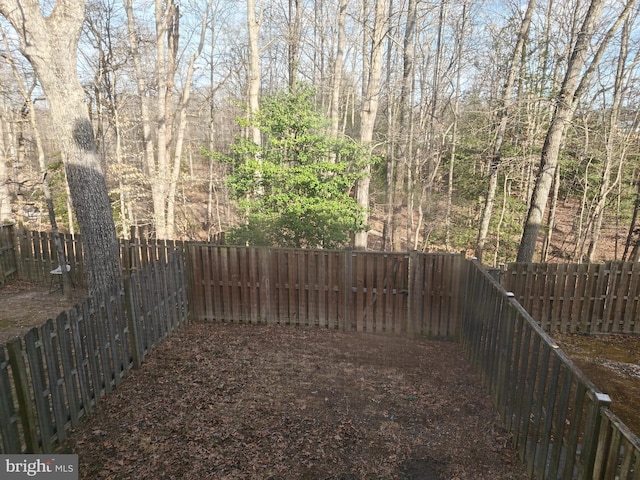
1;455;78;479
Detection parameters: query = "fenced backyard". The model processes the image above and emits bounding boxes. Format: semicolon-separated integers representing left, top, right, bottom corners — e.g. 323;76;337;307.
0;223;638;479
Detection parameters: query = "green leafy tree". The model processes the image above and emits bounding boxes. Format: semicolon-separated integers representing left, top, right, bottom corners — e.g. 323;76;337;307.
220;87;368;249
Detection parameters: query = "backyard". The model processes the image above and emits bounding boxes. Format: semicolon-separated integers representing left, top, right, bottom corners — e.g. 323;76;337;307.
1;278;639;478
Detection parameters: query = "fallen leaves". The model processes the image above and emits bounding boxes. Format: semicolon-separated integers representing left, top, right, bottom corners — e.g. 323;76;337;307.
57;323;529;479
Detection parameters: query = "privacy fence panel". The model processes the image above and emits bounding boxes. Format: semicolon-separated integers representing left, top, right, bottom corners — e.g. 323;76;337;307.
187;245;463;337
461;260;640;480
0;250;188;454
505;262;640;334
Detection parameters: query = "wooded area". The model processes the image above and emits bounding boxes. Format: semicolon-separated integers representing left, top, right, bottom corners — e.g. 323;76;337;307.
1;0;640;267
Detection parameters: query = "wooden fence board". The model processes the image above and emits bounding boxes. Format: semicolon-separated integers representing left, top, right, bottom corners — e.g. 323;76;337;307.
299;251;309;326
55;313;80;429
0;346;21;453
41;319;67;445
24;327;54;452
6;338;38;453
625;262;640;334
68;307;93;416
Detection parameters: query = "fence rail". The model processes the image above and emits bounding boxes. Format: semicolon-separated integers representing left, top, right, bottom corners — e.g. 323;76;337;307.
0;250;188;454
505;262;640;334
187;245;465;338
463;260;640;479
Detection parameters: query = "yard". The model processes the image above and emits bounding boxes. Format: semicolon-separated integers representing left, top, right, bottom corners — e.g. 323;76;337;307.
55;323;528;479
2;278;639;479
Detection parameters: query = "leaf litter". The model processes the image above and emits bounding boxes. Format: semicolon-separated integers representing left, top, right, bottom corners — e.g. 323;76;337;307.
57;323;527;479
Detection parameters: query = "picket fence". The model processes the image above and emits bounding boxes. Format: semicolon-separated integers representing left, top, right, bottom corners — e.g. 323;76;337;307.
0;250;188;454
6;225;184;286
463;261;640;479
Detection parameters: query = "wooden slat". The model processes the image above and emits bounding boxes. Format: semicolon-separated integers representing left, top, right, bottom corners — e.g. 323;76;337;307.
306;251;317;327
6;338;38;453
276;250;288;322
317;251;327;328
40;319;67;445
259;248;272;323
68;307;94;416
285;250;295;325
24;327;53;452
0;346;21;453
624;262;640;334
551;263;567;332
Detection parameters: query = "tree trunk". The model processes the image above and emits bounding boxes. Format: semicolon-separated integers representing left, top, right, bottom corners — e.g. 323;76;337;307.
475;0;535;263
0;0;121;294
124;0;159;233
0;110;11;222
587;17;637;261
355;0;388;249
247;0;262;147
288;0;301;90
387;0;416;252
517;0;610;262
329;0;347;142
167;0;211;238
541;164;560;262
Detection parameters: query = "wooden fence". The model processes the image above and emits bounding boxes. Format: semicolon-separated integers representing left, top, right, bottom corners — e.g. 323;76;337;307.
3;230;640;478
0;250;188;454
505;262;640;334
187;245;466;338
2;225;184;287
463;260;640;480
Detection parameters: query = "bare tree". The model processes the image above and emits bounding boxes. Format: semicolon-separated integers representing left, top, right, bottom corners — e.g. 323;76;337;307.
287;0;301;90
475;0;535;263
329;0;348;143
586;16;640;261
517;0;637;262
0;0;122;294
247;0;262;148
354;0;388;249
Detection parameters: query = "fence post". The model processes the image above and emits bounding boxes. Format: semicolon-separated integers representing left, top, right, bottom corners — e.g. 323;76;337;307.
580;392;611;479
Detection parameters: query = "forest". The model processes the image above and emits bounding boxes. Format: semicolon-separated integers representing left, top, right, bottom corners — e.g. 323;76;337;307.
1;0;640;268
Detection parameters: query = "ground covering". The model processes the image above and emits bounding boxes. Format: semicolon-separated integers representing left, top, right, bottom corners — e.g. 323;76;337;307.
56;323;527;479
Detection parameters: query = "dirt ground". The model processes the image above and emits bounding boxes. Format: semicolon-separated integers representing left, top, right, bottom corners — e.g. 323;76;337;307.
0;279;87;345
55;323;527;479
